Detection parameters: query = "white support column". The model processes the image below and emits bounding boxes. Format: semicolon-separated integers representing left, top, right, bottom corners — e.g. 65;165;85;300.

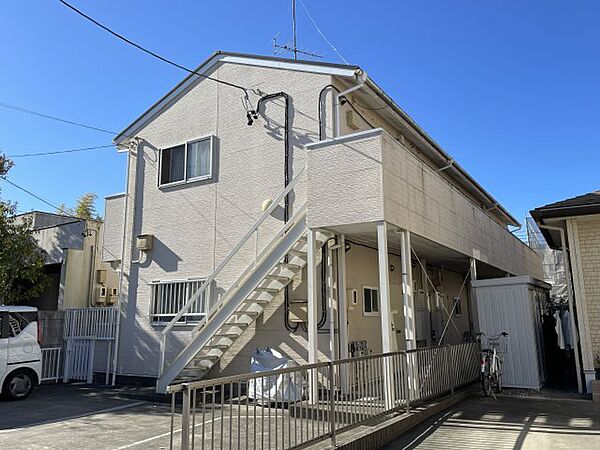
337;234;349;393
377;222;393;353
337;235;349;360
469;257;478;333
401;230;416;351
419;258;432;348
327;244;335;362
377;222;395;409
307;229;319;402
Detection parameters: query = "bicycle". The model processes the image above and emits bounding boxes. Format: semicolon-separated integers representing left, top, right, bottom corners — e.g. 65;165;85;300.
475;331;509;397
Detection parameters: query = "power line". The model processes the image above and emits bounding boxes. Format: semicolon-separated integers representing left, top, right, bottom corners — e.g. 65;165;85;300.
58;0;252;96
0;176;66;213
5;144;114;158
0;101;119;135
297;0;348;64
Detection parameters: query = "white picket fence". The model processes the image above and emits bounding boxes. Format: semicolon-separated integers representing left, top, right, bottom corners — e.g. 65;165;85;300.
41;347;63;382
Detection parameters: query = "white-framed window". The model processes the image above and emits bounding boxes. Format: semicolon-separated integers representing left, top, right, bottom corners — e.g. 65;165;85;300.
159;136;214;187
149;278;207;324
362;286;379;316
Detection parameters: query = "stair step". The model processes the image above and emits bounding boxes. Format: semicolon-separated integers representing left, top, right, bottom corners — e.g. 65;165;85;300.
224;316;253;326
264;274;292;283
244;297;271;305
288;249;307;258
205;342;230;350
276;262;302;271
213;326;244;337
254;287;279;295
194;353;220;362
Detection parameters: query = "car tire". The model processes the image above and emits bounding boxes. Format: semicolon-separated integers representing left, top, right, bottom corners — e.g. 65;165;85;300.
3;369;35;401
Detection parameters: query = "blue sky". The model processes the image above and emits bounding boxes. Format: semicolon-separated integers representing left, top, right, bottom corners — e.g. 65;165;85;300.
1;0;598;223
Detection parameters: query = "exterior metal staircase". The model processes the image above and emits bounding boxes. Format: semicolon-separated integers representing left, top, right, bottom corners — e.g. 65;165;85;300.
156;169;327;393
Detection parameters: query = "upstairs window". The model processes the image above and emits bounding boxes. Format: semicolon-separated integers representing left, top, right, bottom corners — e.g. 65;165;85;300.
159;136;213;186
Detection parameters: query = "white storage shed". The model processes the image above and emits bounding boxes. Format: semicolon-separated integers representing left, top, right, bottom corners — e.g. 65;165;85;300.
473;276;550;390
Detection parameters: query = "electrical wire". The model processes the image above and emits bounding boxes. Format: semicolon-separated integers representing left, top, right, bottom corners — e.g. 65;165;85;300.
0;101;118;135
297;0;348;64
58;0;251;96
5;144;114;158
0;177;67;213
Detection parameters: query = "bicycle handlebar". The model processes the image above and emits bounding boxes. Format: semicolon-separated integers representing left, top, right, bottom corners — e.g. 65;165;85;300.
475;331;509;340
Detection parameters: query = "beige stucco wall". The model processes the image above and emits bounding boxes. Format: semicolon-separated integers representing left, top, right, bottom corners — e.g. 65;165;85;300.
307;129;543;278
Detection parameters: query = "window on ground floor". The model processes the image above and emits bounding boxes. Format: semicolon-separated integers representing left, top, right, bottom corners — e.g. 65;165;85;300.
363;286;379;316
149;278;207;324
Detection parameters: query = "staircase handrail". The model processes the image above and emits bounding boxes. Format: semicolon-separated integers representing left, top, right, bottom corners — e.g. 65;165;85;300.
158;168;306;375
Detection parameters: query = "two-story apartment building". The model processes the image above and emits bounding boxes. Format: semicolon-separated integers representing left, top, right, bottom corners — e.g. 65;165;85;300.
102;52;542;392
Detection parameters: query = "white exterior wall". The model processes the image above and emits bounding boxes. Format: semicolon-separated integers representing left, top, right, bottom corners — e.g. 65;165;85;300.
102;194;125;263
117;62;332;377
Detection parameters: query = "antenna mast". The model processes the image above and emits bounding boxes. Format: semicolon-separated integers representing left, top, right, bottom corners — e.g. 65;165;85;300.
272;0;323;60
292;0;298;60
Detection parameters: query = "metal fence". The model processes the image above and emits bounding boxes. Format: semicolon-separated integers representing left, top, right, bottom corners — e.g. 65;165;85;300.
167;341;479;449
41;347;63;382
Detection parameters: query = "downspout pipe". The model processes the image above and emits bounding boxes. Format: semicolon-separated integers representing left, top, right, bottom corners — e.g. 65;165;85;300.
256;92;299;332
333;71;367;137
111;141;134;386
539;224;583;394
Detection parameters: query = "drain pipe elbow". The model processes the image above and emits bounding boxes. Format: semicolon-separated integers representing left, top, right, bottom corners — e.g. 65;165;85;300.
334;70;367;138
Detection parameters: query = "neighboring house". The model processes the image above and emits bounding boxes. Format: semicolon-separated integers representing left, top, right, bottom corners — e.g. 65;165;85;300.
103;51;542;392
15;211;119;311
531;190;600;393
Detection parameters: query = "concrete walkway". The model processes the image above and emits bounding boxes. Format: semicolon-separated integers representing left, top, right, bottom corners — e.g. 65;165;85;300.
383;395;600;449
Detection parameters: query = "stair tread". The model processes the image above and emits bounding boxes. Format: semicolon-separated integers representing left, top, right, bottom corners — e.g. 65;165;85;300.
164;223;318;389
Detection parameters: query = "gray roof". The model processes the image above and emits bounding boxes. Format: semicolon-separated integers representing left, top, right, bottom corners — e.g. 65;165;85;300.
530;190;600;249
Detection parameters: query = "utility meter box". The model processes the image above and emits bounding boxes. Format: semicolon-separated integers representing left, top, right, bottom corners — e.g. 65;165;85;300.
136;234;154;251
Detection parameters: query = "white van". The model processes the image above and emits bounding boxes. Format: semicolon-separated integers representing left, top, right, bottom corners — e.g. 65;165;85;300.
0;306;42;400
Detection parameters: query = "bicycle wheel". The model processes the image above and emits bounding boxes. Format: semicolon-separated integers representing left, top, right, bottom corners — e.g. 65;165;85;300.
495;359;503;393
481;360;493;397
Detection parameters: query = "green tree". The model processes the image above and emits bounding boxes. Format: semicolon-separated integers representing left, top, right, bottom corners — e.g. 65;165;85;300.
0;153;47;305
74;192;99;220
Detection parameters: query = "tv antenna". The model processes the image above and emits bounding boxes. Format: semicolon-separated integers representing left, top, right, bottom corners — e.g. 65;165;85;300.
273;0;322;60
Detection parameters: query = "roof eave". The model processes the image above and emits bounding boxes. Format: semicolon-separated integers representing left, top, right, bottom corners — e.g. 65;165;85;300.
363;77;520;228
114;51;360;145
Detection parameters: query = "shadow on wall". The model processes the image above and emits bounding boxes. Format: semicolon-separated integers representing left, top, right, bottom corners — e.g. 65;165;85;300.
119;261;188;379
36;219;86;264
137;236;182;273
